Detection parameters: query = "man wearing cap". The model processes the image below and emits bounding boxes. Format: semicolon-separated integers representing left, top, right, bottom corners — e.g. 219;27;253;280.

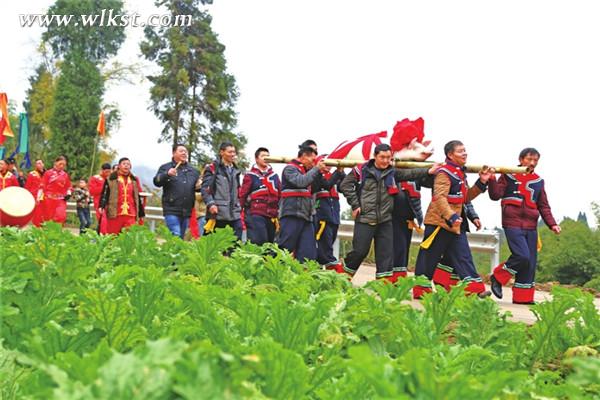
277;145;327;262
340;144;436;281
89;163;112;233
488;147;560;304
413;140;493;299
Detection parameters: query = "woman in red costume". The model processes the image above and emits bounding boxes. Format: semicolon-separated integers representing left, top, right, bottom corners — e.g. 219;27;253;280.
40;156;72;225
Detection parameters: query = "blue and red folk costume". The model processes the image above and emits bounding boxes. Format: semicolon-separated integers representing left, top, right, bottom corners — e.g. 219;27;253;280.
239;165;281;245
413;159;488;299
488;171;557;304
431;201;482;290
314;168;346;271
276;159;322;262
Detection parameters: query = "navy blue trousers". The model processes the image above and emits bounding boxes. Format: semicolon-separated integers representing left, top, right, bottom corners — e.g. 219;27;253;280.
504;228;538;286
415;224;480;281
246;214;276;245
277;216;317;263
393;219;413;273
208;219;243;240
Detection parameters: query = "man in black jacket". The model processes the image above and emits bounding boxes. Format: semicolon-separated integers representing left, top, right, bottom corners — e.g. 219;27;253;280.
200;142;243;240
340;144;438;281
153;144;200;238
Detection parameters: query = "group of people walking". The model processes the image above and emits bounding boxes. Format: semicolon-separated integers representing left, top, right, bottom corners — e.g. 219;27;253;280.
0;138;561;304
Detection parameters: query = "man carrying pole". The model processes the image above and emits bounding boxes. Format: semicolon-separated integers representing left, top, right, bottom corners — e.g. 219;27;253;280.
277;145;327;262
488;147;561;304
340;143;437;281
413;140;493;299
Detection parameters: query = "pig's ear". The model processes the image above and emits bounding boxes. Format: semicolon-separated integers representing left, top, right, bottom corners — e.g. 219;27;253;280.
422;140;431;147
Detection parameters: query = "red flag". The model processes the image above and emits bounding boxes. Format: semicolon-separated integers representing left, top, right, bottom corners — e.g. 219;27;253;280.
328;131;388;160
96;111;106;137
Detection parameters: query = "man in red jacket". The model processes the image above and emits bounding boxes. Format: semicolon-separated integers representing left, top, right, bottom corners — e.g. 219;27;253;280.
488;148;561;304
24;159;46;226
89;163;112;233
239;147;281;245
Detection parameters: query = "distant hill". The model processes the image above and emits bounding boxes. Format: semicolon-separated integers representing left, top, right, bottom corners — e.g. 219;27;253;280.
132;165;158;191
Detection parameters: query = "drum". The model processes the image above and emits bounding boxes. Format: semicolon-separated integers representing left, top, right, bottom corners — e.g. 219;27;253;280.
0;186;36;227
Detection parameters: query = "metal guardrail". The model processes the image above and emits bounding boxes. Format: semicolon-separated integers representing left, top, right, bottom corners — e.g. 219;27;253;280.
334;220;501;272
67;203;501;271
66;202;165;231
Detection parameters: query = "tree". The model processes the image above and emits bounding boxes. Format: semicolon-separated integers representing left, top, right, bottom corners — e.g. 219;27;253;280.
43;0;126;63
577;212;589;227
141;0;246;166
49;52;104;179
39;0;126;176
22;62;56;161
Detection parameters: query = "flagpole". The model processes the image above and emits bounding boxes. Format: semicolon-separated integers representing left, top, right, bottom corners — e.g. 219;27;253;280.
91;110;105;178
90;134;99;178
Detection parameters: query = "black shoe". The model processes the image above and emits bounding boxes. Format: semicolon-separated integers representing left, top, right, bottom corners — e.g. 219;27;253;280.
490;275;503;299
477;290;492;299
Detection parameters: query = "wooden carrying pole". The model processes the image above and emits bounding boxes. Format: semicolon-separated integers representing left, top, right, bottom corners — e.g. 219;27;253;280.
264;156;528;174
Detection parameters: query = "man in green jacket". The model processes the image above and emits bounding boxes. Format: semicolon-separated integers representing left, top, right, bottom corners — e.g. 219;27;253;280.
340;144;438;282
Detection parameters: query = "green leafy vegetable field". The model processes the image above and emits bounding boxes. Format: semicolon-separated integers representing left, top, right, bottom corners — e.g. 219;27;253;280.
1;224;600;399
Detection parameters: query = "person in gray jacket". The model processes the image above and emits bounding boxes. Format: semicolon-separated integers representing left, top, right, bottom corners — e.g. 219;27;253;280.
340;143;438;281
200;142;243;240
276;145;327;262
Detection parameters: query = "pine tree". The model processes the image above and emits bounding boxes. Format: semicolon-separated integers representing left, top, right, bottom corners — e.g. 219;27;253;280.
141;0;246;166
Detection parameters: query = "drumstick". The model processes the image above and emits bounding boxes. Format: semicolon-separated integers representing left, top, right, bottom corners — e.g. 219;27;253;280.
175;161;182;169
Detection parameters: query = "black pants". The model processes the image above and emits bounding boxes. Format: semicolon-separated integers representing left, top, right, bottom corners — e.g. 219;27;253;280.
77;207;91;233
392;219;413;273
343;220;393;278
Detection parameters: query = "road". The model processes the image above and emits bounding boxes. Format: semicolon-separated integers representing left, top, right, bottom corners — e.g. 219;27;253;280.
351;264;600;324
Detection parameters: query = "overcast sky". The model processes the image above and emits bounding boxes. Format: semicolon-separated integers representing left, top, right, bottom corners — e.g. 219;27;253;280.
1;0;599;228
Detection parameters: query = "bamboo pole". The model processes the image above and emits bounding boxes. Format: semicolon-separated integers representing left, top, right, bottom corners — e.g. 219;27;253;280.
264;156;528;174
